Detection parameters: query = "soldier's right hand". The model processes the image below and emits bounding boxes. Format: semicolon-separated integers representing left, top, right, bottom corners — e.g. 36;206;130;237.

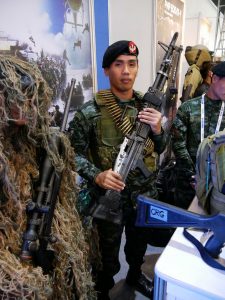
94;169;125;192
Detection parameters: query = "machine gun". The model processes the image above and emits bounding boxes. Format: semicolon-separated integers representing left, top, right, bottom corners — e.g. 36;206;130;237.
163;45;182;132
20;78;76;273
156;47;183;203
90;32;183;225
136;196;225;270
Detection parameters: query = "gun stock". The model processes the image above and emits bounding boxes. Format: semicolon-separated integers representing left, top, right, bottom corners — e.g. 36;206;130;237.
136;195;225;258
20;79;76;272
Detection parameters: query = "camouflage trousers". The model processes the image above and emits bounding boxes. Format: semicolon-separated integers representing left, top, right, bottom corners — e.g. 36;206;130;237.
91;176;162;296
92;207;148;294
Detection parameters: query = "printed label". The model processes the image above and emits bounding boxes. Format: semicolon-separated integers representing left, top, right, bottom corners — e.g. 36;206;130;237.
150;205;168;222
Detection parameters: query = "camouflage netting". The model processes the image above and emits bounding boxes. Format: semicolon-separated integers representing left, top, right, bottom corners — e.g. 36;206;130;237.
0;55;96;299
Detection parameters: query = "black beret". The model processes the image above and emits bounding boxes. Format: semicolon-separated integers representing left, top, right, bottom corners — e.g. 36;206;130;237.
212;61;225;77
102;40;139;68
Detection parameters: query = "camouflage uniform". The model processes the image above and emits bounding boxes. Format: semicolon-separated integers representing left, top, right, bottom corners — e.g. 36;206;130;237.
69;89;167;295
53;110;63;127
171;95;225;209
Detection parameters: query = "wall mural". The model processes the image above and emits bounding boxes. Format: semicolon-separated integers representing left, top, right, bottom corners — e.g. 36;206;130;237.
0;0;95;124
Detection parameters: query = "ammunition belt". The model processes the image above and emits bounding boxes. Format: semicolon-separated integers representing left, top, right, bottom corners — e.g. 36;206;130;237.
97;90;154;153
98;90;133;135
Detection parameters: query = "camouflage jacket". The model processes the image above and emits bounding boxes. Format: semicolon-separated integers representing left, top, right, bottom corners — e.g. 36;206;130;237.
171;95;225;172
69;90;167;197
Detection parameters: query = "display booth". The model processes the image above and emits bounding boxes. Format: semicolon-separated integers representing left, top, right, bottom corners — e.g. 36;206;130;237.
153;198;225;300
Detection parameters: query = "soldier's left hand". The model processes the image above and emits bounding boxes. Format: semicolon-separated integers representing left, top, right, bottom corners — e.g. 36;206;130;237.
138;107;162;135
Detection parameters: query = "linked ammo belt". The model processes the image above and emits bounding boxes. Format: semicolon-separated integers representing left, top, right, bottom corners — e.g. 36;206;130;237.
97;90;154;153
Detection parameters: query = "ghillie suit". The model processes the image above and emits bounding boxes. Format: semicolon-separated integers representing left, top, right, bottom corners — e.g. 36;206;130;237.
0;55;96;299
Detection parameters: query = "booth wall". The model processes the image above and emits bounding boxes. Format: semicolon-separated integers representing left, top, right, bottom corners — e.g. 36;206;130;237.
107;0;155;93
100;0;219;96
181;0;218;91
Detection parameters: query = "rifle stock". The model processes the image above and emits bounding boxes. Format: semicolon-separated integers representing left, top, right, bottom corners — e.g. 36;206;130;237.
90;33;183;224
136;195;225;258
20;78;76;272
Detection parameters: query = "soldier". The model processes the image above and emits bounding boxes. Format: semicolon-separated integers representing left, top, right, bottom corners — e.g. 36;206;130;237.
69;40;167;299
51;104;63;127
0;55;95;299
181;45;213;101
194;61;220;98
171;61;225;209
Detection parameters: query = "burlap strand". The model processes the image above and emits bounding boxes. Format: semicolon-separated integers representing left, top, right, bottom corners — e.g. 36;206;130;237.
0;55;96;299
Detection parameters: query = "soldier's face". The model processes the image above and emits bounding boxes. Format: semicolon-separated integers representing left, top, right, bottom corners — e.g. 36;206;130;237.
104;55;138;93
212;75;225;100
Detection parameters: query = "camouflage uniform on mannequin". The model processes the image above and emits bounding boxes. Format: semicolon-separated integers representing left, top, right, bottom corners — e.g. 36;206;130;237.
69;40;167;299
51;104;63;127
181;45;212;101
171;61;225;209
0;55;95;299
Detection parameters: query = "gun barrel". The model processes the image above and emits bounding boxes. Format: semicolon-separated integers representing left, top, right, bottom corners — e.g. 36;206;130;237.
153;32;179;91
20;79;75;267
60;78;76;132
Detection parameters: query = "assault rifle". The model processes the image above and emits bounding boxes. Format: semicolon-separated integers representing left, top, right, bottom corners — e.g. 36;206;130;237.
156;46;183;201
20;78;76;273
136;196;225;269
89;32;183;224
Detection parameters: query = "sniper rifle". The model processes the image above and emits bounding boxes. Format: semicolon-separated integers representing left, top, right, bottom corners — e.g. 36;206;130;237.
20;78;76;273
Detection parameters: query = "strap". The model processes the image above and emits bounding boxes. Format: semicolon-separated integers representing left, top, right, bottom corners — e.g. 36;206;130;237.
183;228;225;271
194;49;202;65
206;151;211;192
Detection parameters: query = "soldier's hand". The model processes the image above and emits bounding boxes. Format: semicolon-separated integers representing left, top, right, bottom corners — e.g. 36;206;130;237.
94;169;125;192
138;107;162;135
